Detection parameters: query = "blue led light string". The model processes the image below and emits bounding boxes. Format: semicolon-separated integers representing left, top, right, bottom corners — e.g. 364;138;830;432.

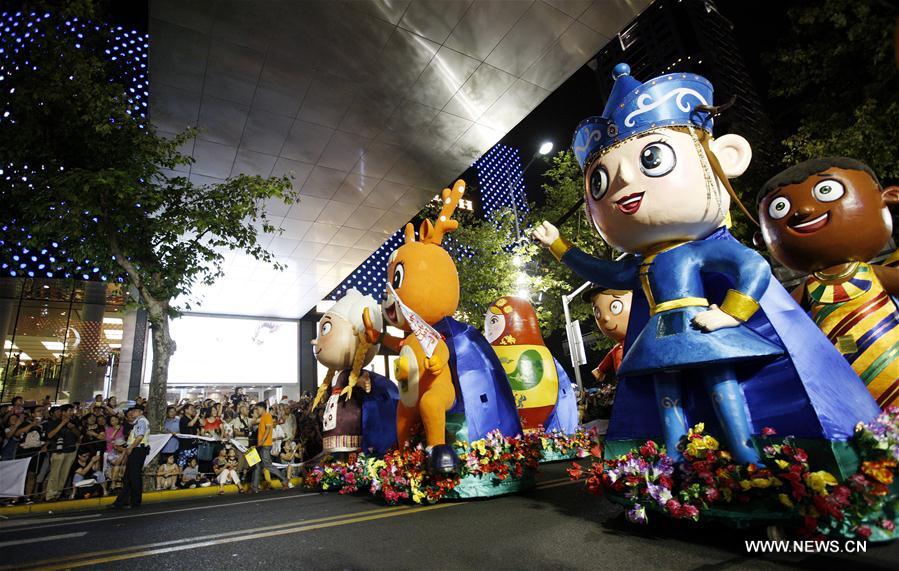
0;10;148;282
329;143;527;301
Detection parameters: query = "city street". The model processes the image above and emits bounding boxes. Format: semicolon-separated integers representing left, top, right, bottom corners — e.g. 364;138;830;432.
2;462;897;570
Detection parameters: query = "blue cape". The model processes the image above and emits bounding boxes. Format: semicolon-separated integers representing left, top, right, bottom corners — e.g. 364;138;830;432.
543;358;579;434
361;371;399;455
435;317;523;441
608;228;881;443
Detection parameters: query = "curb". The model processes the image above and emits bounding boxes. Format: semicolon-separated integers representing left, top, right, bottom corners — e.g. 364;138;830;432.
0;477;304;517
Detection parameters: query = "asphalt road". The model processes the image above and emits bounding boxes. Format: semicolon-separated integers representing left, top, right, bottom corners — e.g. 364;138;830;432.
1;462;896;570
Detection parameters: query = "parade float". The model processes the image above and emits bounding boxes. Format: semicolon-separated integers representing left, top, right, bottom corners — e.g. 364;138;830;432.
310;289;398;456
483;295;580;462
305;181;597;502
757;157;899;408
538;63;898;539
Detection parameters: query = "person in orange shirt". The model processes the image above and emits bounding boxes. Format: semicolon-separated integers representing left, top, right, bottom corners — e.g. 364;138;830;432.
250;402;289;493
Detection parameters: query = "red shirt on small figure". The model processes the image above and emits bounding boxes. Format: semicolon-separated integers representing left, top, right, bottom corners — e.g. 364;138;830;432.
585;287;632;382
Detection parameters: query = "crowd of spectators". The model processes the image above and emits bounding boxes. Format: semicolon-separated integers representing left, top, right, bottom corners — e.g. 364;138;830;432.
0;388;324;505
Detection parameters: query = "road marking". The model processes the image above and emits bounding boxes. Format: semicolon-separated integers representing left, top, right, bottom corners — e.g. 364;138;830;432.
20;504;459;570
5;506;410;570
534;479;579;491
533;477;570;488
0;492;319;534
0;513;101;530
0;532;86;549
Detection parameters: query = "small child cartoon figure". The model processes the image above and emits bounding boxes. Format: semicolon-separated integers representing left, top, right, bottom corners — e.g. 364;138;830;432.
584;287;632;382
758;157;899;407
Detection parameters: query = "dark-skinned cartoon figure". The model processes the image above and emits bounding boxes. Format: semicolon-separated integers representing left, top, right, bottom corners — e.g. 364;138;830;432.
533;63;880;465
757;157;899;408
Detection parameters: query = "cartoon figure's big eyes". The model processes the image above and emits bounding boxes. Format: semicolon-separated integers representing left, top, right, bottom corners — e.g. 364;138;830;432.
813;180;845;203
391;262;405;290
609;299;625;315
768;196;792;220
639;142;676;177
484;312;506;343
589;166;609;201
320;322;332;336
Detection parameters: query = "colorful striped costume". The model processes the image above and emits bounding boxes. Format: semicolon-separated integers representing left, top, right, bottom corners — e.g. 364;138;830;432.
803;262;899;407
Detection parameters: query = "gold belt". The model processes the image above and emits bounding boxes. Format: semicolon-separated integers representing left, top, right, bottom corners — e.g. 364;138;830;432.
651;297;710;315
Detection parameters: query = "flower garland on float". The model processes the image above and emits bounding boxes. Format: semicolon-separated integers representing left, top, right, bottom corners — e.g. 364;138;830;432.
568;407;899;540
304;427;597;505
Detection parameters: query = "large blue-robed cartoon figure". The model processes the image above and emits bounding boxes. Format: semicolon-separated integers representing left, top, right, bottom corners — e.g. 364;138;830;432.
533;63;880;465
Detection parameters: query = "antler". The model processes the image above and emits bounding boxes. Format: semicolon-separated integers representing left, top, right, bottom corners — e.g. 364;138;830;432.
423;179;465;245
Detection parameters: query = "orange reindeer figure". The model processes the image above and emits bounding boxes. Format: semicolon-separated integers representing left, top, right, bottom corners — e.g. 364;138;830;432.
364;180;465;474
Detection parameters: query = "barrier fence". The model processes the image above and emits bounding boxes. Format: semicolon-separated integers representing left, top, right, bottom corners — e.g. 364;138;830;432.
0;433;308;502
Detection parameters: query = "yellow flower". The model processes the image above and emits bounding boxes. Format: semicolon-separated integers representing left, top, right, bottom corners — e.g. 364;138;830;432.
804;471;837;494
778;493;794;508
685;433;719;457
751;477;774;489
861;460;897;485
775;459;790;470
693;422;705;435
739;480;752;491
473;441;487;455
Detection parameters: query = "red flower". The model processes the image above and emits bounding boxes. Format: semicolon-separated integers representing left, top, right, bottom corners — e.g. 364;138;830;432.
761;427;777;437
847;473;869;492
659;474;674;489
567;462;584;480
793;448;808;463
812;494;844;521
855;526;872;539
665;498;681;515
830;485;851;506
639;440;658;457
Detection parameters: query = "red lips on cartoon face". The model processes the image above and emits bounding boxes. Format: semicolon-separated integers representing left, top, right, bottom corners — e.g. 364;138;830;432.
615;192;644;215
789;211;829;234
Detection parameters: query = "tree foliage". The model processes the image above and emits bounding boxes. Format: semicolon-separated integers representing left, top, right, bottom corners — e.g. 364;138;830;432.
0;4;297;428
526;150;616;340
765;0;899;182
414;200;545;333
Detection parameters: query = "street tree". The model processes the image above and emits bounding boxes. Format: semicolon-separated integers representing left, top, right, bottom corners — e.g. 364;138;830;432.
0;5;297;428
526;150;616;343
765;0;899;181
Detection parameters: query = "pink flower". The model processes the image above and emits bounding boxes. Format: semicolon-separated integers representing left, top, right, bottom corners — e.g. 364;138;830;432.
761;427;777;437
855;526;872;539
